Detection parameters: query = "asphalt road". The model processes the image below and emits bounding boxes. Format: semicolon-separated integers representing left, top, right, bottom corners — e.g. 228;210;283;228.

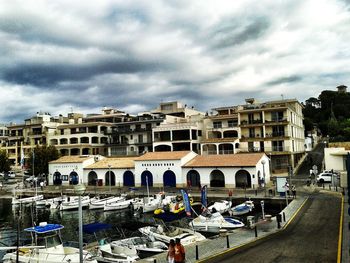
295;143;326;179
204;192;341;263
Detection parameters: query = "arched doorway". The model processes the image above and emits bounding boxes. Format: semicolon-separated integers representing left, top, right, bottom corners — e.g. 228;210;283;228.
186;170;201;187
235;169;252;188
123;171;135;187
105;171;116;186
163;170;176;187
210;170;225;187
53;172;62;185
69;171;79;185
141;171;153;187
88;171;98;186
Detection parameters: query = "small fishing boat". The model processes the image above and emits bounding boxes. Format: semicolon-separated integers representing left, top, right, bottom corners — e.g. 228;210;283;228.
142;195;163;213
12;195;44;205
103;199;136;212
59;196;91;211
2;222;97;263
89;196;125;210
138;225;206;246
190;212;244;231
230;200;254;216
208;200;232;214
35;196;66;209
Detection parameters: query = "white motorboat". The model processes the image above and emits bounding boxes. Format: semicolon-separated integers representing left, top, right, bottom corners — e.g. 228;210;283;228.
208;200;232;214
103;199;135;212
230;200;254;216
97;242;139;263
111;236;167;258
59;196;91;211
190;212;245;231
2;222;97;263
12;195;44;205
138;225;206;246
89;196;125;210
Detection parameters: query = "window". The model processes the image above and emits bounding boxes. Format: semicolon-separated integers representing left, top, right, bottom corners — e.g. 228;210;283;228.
228;120;238;127
271;111;284;122
213;121;222;128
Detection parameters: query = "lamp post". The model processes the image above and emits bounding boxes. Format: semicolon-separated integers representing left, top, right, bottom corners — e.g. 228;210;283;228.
261;160;266;197
74;184;86;263
108;164;111;193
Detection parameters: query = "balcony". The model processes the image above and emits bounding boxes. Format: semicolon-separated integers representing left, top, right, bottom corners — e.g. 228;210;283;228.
238;146;290;153
239;119;263;127
264;118;288;125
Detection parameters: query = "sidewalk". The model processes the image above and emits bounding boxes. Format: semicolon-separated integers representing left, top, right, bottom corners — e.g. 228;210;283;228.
138;196;307;263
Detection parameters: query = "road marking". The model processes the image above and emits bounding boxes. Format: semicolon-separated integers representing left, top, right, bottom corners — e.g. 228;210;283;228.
337;195;344;263
282;197;308;230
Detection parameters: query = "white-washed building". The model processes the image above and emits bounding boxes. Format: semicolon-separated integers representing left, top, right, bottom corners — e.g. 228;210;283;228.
48;155;104;186
134;151;197;187
183;153;270;189
84;157;135;187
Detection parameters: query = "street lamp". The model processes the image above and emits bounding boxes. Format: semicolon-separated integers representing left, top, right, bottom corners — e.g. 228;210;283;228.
74;184;86;263
261;160;266;197
108;164;111;193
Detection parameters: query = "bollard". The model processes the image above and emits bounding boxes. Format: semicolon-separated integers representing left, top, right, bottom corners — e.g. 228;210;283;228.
335;186;338;192
255;190;258;196
276;214;282;229
323;184;325;189
254;226;258;237
196;244;199;260
329;184;331;190
283;212;286;222
154;259;156;263
226;235;230;248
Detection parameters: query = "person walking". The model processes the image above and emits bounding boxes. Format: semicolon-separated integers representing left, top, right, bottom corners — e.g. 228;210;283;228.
291;185;296;198
174;238;185;263
166;239;175;263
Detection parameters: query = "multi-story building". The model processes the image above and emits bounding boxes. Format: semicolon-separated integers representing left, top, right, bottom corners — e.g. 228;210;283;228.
108;112;164;156
2;112;67;166
237;98;305;174
48;112;113;156
201;106;240;155
0;124;8;148
152;102;205;153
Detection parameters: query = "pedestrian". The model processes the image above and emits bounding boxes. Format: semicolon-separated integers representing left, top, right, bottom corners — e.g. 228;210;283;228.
292;185;296;198
166;239;175;263
40;181;44;191
174;238;185;263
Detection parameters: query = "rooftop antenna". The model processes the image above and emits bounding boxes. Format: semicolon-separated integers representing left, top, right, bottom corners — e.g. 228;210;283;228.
70;106;74;113
281;94;284;100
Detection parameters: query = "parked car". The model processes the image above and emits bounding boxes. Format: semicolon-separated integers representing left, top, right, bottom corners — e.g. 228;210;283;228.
316;172;335;183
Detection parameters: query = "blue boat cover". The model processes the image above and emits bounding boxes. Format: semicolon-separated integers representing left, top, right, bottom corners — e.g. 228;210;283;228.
82;222;112;234
24;224;64;233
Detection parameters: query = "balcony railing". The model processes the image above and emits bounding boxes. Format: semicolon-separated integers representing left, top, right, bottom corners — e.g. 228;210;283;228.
238;146;290;153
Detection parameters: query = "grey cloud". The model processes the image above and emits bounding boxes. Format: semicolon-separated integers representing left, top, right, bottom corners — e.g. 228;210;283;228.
208;16;270;49
266;76;303;86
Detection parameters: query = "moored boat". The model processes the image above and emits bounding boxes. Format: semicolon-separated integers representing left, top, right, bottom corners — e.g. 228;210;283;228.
230;200;254;216
59;196;91;211
12;195;44;205
208;200;231;214
138;225;205;246
190;212;244;231
2;222;97;263
89;196;125;210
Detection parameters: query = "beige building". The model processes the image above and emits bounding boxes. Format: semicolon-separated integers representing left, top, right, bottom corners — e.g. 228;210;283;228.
2;112;67;167
237;98;305;174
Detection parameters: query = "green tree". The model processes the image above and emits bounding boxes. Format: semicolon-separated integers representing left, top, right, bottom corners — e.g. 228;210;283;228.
0;150;11;173
28;145;60;177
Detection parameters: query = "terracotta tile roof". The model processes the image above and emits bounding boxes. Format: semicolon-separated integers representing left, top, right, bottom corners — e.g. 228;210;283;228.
86;157;135;169
49;156;92;163
183;153;265;167
137;151;192;161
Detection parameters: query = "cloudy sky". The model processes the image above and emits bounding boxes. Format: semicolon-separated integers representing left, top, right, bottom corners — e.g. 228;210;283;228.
1;0;350;123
